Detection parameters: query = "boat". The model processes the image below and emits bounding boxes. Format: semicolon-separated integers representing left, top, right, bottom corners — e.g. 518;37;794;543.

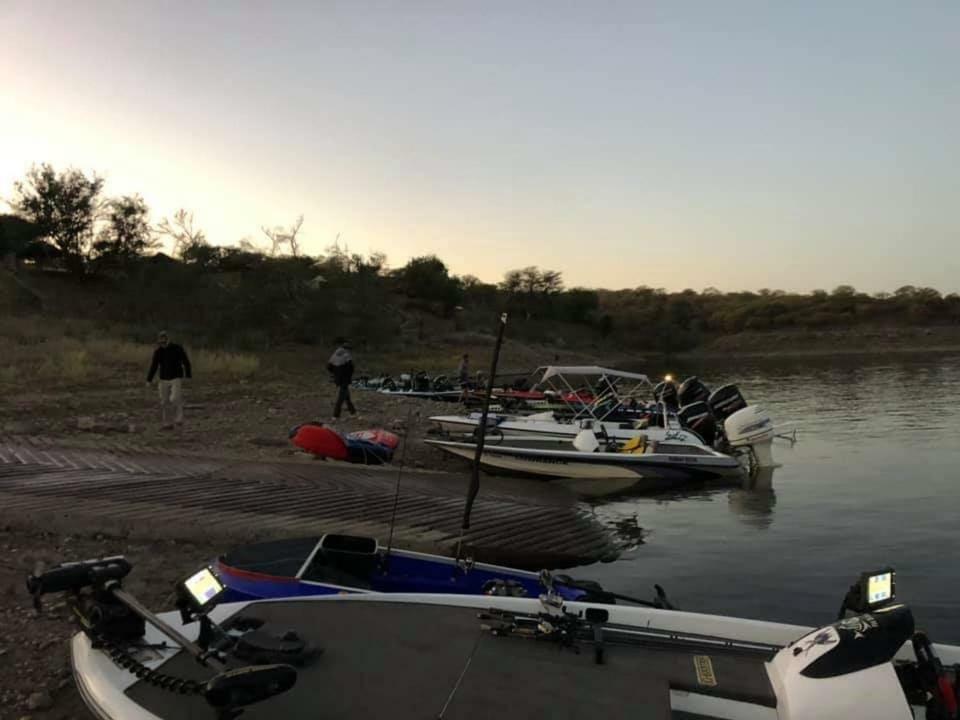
431;367;780;470
426;429;745;485
33;558;960;719
213;533;609;602
289;423;399;464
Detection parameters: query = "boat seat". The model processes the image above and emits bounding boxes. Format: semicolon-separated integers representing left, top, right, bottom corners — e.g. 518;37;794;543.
573;429;601;453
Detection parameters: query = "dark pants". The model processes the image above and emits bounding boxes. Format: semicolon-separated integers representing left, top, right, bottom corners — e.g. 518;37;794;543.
333;383;356;418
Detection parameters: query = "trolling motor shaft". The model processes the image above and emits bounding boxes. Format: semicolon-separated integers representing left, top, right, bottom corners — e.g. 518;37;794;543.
27;556;301;719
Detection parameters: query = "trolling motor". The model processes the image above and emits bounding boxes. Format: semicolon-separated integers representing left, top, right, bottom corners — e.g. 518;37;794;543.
27;557;299;719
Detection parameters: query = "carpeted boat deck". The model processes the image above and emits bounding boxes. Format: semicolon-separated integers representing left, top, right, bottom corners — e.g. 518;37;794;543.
127;601;776;719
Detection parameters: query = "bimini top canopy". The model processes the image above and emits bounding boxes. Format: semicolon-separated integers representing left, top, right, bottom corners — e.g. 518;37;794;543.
538;366;650;385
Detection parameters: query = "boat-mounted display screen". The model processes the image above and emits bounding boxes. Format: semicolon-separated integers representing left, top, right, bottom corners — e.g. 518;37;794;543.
850;568;897;612
180;567;226;612
864;570;895;608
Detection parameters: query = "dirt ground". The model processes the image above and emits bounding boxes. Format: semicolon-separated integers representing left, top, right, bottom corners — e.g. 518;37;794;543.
0;374;482;471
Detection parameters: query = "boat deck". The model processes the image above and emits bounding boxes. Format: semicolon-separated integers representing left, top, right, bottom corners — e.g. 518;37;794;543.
127;600;777;719
0;435;619;568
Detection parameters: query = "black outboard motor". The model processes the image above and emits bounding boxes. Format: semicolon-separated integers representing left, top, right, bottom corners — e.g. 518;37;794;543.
413;371;430;392
678;376;711;407
653;381;679;411
677;402;716;446
707;384;748;422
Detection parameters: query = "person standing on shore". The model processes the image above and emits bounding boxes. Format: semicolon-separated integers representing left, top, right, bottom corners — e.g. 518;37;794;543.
328;338;357;421
457;353;471;403
457;353;470;387
145;331;192;429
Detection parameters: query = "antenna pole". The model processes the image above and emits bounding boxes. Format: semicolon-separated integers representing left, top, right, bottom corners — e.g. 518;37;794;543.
457;312;508;558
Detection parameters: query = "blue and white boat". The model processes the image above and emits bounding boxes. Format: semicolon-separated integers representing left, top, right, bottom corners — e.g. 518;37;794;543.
214;533;607;602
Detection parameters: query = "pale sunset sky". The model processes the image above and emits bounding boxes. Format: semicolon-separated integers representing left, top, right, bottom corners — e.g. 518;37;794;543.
1;2;957;292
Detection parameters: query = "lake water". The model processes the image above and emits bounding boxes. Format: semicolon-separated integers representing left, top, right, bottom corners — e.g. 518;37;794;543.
576;353;960;641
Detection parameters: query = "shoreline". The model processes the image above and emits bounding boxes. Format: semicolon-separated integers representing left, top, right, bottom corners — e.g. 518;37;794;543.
673;343;960;361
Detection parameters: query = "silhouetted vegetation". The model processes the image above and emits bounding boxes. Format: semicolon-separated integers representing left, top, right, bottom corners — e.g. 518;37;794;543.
3;163;959;353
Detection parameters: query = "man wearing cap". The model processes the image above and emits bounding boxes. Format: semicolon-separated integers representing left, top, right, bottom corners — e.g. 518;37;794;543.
146;331;192;429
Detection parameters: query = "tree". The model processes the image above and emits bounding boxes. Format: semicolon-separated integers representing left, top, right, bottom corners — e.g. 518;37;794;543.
157;209;207;258
0;214;43;267
560;288;599;323
11;163;105;273
397;255;462;312
831;285;856;297
500;266;564;295
261;214;304;257
92;194;157;264
598;313;614;338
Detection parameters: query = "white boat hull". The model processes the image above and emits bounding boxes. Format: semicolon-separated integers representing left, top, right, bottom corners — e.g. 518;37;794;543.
426;439;744;485
71;592;960;720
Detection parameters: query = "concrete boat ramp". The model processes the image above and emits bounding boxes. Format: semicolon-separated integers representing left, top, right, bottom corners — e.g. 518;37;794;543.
0;435;620;569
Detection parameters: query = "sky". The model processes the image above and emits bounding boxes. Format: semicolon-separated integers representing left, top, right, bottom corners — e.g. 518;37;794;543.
1;1;957;293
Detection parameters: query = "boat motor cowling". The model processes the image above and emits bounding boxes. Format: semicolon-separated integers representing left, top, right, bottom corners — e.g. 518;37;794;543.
653;381;679;410
724;406;776;468
677;402;717;446
678;377;711;407
708;384;748;421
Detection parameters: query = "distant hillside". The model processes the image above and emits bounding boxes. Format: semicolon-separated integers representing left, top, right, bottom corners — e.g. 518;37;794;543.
4;165;959;358
5;265;960;363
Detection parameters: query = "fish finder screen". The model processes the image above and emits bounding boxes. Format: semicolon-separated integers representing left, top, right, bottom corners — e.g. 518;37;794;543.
867;572;893;605
184;568;224;607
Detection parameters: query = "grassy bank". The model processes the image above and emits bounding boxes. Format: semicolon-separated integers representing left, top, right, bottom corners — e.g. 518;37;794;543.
0;315;260;390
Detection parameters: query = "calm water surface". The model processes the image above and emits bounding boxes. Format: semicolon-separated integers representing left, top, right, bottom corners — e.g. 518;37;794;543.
576;353;960;641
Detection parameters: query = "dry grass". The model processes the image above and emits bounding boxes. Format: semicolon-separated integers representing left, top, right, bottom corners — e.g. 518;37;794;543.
192;349;260;378
0;316;260;389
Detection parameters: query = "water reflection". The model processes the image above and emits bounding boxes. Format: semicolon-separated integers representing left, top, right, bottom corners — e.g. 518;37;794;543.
592;469;779;546
727;469;777;529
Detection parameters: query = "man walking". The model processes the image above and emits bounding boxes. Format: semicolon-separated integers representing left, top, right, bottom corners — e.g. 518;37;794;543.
327;338;356;421
146;331;192;429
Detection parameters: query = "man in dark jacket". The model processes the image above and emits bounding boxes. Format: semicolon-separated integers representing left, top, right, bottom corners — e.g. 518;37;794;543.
327;338;356;421
146;331;192;428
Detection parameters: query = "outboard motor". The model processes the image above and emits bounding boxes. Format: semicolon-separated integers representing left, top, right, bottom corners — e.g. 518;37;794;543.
653;381;679;411
724;405;776;468
677;402;716;446
707;384;748;421
413;371;430;392
678;376;711;407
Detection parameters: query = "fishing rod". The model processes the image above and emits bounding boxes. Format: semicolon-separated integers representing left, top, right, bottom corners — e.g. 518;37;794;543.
383;408;414;569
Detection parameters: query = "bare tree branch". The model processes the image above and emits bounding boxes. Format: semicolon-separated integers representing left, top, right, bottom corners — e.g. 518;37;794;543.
157;209;206;257
260;214;305;257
